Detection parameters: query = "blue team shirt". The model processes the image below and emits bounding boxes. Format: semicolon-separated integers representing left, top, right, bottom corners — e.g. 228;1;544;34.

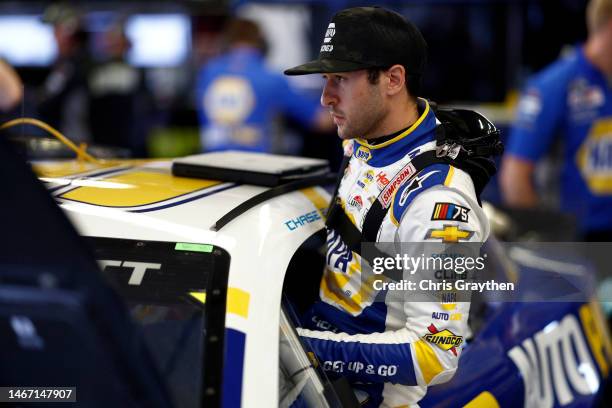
507;47;612;233
196;46;320;153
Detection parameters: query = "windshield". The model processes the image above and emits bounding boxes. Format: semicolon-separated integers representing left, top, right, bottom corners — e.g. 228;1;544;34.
87;237;229;408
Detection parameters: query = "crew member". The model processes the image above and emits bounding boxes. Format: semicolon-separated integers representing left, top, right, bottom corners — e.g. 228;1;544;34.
501;0;612;240
196;18;330;153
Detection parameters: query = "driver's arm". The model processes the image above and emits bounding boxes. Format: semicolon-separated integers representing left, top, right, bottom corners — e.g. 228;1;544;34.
298;186;487;387
502;74;565;209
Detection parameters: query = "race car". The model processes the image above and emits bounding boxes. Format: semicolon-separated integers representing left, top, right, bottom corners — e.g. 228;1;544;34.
0;123;610;407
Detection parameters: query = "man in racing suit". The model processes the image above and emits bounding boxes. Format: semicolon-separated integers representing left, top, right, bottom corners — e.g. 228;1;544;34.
285;7;491;407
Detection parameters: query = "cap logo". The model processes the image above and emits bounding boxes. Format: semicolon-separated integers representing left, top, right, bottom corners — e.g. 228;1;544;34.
321;23;335;52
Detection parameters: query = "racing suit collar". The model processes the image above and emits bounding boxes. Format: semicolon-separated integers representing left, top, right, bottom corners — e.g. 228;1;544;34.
356;98;432;150
353;98;437;167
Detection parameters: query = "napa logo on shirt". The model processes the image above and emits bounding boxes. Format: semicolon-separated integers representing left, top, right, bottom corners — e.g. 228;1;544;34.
355;145;371;162
204;76;255;125
576;117;612;194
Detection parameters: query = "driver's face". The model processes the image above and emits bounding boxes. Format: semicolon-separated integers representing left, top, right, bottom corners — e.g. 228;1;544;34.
320;70;387;140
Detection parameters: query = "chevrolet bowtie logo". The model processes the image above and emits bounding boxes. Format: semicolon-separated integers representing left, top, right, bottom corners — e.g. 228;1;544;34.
426;224;473;243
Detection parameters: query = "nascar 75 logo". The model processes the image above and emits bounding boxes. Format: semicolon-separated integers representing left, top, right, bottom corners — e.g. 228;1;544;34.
431;202;470;222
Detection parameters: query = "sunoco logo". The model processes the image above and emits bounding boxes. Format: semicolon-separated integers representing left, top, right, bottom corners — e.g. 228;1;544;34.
424;332;463;347
424;324;463;356
379;163;416;208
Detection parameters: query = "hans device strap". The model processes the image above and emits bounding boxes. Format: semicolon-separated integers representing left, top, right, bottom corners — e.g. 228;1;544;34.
326;150;450;262
325;107;503;263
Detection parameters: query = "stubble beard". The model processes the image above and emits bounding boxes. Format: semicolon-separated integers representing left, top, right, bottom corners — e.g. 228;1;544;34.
336;88;387;140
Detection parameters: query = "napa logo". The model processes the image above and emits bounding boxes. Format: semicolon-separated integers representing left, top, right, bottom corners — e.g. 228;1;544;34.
355;146;371;162
204;76;255;125
576;118;612;194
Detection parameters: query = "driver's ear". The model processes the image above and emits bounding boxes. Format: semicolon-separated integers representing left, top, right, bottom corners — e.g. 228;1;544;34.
385;64;406;96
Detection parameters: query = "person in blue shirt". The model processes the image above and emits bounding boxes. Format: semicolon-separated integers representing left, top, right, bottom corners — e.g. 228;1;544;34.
196;18;331;153
500;0;612;240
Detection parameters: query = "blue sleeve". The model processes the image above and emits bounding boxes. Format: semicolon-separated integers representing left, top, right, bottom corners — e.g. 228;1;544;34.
506;74;567;162
301;334;418;385
297;328;421;385
275;76;320;127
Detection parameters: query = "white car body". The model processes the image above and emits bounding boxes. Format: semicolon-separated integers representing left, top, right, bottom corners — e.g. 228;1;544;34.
34;158;330;407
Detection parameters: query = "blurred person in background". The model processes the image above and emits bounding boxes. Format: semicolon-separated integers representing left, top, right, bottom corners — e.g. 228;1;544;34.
500;0;612;241
0;59;23;112
87;19;153;157
38;3;92;143
195;17;331;153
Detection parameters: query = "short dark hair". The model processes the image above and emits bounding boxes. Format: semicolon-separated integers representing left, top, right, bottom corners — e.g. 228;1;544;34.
223;18;265;51
366;66;422;99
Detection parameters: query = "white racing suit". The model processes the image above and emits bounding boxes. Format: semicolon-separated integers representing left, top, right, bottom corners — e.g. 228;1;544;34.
298;99;490;407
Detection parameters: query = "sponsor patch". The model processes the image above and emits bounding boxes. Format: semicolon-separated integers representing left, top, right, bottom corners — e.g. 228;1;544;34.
431;312;462;321
426;225;473;243
568;79;605;110
376;171;389;189
424;324;463;356
397;171;439;207
517;88;542;120
378;163;417;208
284;210;322;231
349;195;363;210
431;202;470;222
355;146;371;162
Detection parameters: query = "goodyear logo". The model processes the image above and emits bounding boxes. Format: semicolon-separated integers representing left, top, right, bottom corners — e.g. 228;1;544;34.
379;163;416;208
424;324;463;356
355;146;371;162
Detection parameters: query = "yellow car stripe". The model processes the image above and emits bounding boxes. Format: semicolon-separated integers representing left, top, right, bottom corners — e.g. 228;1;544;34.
33;162;119;178
414;339;444;384
300;187;329;218
61;170;220;207
189;287;250;319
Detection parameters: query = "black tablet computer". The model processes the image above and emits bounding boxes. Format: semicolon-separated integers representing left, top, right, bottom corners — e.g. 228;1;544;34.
172;151;330;187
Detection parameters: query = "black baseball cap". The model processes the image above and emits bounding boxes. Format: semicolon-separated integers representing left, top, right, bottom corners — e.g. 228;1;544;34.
284;6;427;76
